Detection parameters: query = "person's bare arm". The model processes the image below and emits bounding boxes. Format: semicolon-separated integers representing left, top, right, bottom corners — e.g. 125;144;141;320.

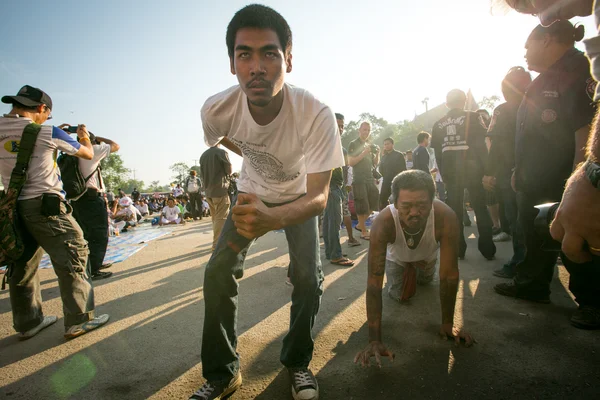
74;125;93;160
231;170;331;239
348;146;371;167
95;136;120;153
354;209;396;367
436;201;474;346
574;125;592;167
220;137;242;157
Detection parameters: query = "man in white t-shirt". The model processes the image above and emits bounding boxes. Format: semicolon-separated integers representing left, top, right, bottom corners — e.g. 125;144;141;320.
184;170;203;220
172;184;184;198
71;132;120;281
189;5;344;400
0;85;109;340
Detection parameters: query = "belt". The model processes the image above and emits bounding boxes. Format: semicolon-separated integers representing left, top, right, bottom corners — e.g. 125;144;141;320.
86;188;104;197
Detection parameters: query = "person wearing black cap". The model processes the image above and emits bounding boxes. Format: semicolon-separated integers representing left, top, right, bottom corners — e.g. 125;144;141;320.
431;89;496;261
0;85;110;340
493;21;600;329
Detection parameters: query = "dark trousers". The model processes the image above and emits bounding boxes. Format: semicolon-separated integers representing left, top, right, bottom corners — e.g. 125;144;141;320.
379;179;392;211
515;191;600;305
498;181;525;267
446;179;496;258
72;193;109;274
201;197;323;382
188;192;202;219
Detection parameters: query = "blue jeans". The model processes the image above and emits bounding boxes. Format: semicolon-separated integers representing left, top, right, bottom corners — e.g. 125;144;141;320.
201;196;324;383
498;180;525;267
323;186;343;260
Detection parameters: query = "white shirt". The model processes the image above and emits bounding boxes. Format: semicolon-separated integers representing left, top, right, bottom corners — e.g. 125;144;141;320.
202;200;209;210
136;203;149;214
162;205;180;221
386;204;439;265
173;187;184;197
202;83;344;203
0;115;80;200
79;142;111;191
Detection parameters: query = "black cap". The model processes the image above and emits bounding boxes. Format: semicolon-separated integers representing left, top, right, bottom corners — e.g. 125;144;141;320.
2;85;53;110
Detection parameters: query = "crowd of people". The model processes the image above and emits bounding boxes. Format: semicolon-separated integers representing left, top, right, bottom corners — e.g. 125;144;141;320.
1;2;599;400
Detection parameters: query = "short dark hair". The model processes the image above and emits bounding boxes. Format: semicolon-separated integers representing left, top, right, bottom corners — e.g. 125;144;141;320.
391;170;436;204
502;66;532;103
528;21;585;45
416;131;430;144
335;113;344;120
11;100;38;112
446;89;467;109
226;4;293;59
383;137;394;144
406;150;413;154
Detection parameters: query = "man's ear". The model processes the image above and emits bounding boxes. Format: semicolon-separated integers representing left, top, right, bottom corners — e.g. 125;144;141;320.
286;53;293;73
230;57;235;75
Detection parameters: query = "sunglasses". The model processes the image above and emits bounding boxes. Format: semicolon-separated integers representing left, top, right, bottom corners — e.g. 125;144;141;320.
44;105;53;120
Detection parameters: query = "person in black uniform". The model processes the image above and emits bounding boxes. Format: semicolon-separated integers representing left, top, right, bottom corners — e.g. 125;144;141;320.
494;21;600;329
378;137;406;210
431;89;496;260
483;67;532;279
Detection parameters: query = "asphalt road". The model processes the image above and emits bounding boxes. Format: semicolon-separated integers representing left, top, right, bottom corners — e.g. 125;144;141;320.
1;217;598;399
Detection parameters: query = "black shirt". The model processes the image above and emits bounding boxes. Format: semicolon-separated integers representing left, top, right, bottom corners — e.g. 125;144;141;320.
431;109;488;185
412;145;430;174
348;138;375;183
379;149;407;182
200;146;232;198
485;102;520;185
515;48;597;196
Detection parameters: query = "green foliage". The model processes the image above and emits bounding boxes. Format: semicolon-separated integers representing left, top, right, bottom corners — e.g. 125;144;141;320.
478;95;501;113
121;179;145;194
170;162;190;185
100;153;129;191
341;114;419;154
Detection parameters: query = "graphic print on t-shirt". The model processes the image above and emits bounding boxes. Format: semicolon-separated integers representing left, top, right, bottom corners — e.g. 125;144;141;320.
231;138;301;183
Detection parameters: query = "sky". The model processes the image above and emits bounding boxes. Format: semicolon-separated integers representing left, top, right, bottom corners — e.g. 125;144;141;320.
0;0;596;186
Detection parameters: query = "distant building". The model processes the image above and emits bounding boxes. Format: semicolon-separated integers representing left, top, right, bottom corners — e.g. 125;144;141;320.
412;90;479;133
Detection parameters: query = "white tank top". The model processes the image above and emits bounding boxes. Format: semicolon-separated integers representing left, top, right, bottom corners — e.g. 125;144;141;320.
386;204;439;264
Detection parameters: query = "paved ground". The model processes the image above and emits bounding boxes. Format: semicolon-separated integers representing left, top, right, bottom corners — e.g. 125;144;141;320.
1;216;599;400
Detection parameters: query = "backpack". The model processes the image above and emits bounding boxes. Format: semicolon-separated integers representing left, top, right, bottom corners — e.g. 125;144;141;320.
57;153;100;200
0;123;43;268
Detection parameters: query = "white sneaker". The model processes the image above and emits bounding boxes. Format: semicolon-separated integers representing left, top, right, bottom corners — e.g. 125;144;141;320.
289;368;319;400
18;315;58;340
493;232;511;242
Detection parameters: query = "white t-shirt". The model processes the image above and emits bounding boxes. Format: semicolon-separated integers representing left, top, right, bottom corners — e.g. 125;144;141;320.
201;83;344;203
173;187;184;197
202;200;209;210
136;203;149;214
0;115;80;200
79;142;111;191
162;205;180;221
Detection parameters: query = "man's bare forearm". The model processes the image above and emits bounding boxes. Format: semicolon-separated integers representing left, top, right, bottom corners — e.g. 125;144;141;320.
271;191;328;229
367;285;383;342
220;137;242;157
440;278;459;325
589;111;600;162
348;151;368;167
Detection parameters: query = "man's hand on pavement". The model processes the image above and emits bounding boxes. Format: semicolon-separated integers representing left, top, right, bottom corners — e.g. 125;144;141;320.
354;341;395;368
439;323;475;347
550;166;600;262
231;193;280;239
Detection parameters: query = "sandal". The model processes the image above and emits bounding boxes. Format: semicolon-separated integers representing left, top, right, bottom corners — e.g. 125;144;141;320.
360;235;370;241
348;239;361;247
331;258;355;267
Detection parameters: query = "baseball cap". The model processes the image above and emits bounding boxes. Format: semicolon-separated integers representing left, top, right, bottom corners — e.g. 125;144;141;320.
119;197;133;207
2;85;53;110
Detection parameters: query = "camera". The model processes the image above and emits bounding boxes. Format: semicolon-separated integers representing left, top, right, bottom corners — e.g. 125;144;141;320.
64;126;78;133
370;144;380;154
534;202;560;251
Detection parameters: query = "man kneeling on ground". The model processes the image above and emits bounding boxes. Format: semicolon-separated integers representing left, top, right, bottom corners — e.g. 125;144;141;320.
355;170;474;366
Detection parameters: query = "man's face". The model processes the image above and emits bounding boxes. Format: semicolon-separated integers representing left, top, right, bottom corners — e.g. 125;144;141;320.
422;137;430;147
395;190;432;230
383;140;393;152
525;36;545;72
336;118;344;135
168;200;175;207
230;27;292;107
406;153;413;162
359;123;371;141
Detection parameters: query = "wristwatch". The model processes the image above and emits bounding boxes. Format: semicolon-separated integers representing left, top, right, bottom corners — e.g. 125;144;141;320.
584;159;600;189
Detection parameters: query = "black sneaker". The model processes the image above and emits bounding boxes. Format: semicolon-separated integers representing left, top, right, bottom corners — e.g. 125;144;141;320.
289;368;319;400
99;263;113;270
189;372;242;400
570;305;600;330
91;271;113;281
494;282;550;304
493;264;516;279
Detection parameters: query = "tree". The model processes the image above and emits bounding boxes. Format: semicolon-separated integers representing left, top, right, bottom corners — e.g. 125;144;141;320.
100;153;129;191
121;179;146;194
478;95;501;113
170;162;190;185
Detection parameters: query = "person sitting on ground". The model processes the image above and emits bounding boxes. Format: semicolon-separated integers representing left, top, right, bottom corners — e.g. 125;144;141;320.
354;170;474;367
160;197;186;226
135;199;149;217
201;197;210;217
113;203;136;232
179;195;193;220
